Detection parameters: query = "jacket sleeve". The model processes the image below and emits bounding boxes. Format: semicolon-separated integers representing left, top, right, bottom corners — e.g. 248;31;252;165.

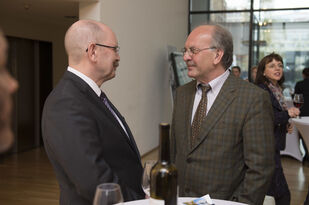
42;97;142;203
237;89;275;205
294;82;301;94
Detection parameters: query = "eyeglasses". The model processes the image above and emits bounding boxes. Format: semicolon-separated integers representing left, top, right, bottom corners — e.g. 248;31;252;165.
86;43;120;53
181;47;217;56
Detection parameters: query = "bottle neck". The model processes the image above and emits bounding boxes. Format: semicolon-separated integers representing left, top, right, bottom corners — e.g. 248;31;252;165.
159;125;170;163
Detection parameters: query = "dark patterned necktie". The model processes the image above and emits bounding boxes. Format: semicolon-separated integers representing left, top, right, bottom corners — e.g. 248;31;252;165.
191;84;211;148
100;91;116;117
100;91;130;138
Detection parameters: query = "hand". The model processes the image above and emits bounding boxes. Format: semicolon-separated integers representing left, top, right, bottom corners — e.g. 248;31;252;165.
287;123;293;134
288;107;300;118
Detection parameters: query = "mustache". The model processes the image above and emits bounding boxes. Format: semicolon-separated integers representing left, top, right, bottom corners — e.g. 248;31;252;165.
113;60;119;67
186;61;195;67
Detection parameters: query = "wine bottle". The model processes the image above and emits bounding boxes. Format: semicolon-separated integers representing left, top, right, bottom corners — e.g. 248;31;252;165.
150;123;178;205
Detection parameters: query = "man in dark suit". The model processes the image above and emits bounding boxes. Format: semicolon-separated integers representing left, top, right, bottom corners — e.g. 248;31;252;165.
42;20;145;205
295;67;309;205
295;67;309;116
171;24;275;205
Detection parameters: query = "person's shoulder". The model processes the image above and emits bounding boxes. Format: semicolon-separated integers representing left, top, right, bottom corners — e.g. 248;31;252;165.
235;76;262;91
176;80;196;92
45;73;86;106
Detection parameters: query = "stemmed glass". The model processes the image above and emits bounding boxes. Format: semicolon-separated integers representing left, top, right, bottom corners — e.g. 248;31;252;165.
93;183;124;205
293;94;304;118
142;160;156;197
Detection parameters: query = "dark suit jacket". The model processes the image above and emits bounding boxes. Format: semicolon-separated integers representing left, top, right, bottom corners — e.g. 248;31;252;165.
295;78;309;116
258;84;289;152
171;74;275;205
42;71;145;205
258;83;290;198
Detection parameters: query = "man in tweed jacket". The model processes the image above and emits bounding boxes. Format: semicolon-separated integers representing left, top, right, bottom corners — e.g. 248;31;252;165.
171;24;275;205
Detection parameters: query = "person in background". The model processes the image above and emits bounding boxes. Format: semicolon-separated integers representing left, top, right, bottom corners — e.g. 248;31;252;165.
295;67;309;203
294;67;309;116
171;24;275;205
0;28;18;153
251;65;258;83
42;20;145;205
231;65;241;78
256;52;300;205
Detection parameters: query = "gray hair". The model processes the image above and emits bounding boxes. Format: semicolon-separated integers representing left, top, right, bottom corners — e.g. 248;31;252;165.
211;24;233;69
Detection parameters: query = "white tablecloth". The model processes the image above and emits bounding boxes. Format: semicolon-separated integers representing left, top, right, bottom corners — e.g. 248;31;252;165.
124;197;247;205
280;122;303;161
292;117;309;151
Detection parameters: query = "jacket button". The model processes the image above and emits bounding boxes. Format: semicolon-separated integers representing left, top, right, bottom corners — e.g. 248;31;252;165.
186;158;192;163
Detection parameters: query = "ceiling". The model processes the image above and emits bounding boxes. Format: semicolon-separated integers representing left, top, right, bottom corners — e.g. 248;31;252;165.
0;0;98;26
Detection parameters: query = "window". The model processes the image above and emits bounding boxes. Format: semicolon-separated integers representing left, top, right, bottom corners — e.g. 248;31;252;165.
189;0;309;91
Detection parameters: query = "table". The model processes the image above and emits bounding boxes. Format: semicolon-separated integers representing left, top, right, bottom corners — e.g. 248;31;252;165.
124;197;247;205
292;117;309;151
280;122;303;161
280;98;304;161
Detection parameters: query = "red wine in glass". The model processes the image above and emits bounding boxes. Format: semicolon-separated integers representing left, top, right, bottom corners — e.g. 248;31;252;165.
294;102;303;109
293;94;304;118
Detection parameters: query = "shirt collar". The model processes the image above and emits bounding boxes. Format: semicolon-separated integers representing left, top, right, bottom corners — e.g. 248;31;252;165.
67;66;102;97
196;69;230;92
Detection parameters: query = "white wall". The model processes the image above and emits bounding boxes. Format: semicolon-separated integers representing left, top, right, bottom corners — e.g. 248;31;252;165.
1;0;188;156
93;0;188;155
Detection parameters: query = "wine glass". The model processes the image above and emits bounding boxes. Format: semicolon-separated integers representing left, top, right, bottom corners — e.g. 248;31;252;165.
93;183;123;205
142;160;156;197
293;94;304;118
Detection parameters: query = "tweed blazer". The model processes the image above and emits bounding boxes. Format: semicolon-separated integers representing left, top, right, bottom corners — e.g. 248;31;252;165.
171;74;275;205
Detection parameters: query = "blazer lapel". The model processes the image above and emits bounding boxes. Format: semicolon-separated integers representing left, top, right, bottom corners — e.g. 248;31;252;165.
188;74;238;155
64;71;141;160
105;98;142;161
183;81;198;152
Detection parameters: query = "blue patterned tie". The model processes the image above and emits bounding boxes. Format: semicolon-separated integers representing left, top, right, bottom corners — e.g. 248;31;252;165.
100;91;117;117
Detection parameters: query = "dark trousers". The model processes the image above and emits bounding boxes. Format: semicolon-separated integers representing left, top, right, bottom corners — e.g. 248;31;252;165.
268;152;291;205
274;190;290;205
305;191;309;205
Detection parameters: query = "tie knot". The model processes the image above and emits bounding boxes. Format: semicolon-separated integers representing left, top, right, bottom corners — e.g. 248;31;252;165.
100;91;107;99
200;84;211;93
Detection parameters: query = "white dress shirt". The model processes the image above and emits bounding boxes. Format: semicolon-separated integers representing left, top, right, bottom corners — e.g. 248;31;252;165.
191;69;230;123
67;67;129;137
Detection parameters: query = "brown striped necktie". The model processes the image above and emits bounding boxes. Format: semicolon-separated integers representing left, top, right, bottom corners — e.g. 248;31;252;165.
191;84;211;148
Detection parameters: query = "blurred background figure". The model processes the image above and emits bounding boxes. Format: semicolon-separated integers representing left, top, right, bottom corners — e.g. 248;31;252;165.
256;52;300;205
0;28;19;153
250;65;257;83
294;67;309;117
231;65;241;78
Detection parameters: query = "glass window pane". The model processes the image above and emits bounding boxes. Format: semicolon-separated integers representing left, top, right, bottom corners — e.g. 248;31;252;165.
190;0;210;11
191;0;250;11
252;10;309;92
254;0;309;10
190;13;250;79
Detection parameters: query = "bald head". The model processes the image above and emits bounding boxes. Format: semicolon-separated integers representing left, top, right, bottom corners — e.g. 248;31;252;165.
64;20;112;65
190;24;233;69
